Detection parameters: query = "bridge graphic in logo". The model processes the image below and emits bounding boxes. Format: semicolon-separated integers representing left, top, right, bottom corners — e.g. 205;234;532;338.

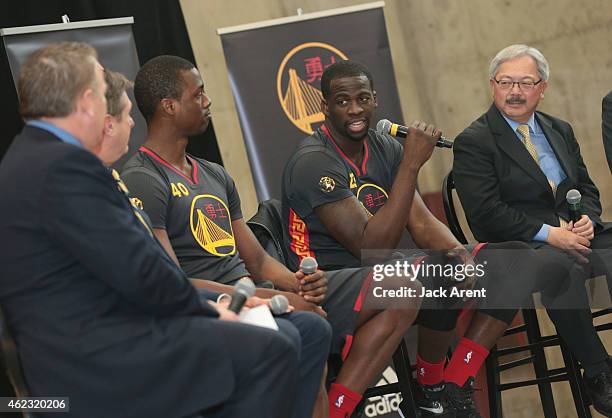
277;42;348;134
190;194;236;256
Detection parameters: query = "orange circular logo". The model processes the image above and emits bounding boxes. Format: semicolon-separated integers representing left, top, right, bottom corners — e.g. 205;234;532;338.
277;42;348;134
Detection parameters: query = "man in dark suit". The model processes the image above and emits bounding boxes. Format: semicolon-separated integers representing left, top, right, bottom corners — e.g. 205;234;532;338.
602;90;612;173
0;42;299;418
453;44;612;416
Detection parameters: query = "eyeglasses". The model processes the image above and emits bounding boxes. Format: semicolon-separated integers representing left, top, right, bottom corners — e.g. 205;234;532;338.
493;78;543;91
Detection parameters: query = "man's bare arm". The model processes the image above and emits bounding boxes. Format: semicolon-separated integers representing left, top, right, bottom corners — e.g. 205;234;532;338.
406;191;462;250
153;228;182;266
153;227;292;295
233;219;327;304
232;219;301;292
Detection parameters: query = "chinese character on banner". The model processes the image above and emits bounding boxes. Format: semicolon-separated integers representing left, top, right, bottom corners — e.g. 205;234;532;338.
304;56;337;83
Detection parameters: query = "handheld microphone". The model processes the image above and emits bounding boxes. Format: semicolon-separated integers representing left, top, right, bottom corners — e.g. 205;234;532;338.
376;119;453;148
566;189;582;223
270;295;290;315
228;277;256;314
300;257;318;275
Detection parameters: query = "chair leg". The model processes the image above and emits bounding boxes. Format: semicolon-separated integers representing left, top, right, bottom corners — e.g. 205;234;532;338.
486;348;503;418
523;309;557;418
560;342;592;418
393;338;418;417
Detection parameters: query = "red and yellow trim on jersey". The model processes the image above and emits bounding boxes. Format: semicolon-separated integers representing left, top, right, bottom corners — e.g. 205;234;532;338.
139;146;200;185
288;208;315;261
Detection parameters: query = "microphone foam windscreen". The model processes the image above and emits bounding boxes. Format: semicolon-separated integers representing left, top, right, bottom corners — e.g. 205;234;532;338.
270;294;289;315
376;119;391;134
300;257;318;274
566;189;582;204
235;277;256;297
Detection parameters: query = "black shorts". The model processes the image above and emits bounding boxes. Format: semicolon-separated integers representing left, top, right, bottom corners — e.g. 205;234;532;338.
322;266;372;358
322;252;424;359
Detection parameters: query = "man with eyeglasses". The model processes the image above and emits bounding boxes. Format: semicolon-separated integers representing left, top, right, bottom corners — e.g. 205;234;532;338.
453;44;612;416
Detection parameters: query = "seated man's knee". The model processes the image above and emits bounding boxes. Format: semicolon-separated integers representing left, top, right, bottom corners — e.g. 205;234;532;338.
492;240;531;251
367;273;423;311
285;311;332;348
383;275;422;321
276;332;300;365
240;323;300;382
275;317;302;355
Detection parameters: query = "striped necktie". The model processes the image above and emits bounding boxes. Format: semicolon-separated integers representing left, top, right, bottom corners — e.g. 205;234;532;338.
111;169;154;237
111;169;130;195
516;124;568;227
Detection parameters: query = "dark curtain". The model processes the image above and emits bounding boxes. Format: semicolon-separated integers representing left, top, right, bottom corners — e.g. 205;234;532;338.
0;0;222;408
0;0;222;164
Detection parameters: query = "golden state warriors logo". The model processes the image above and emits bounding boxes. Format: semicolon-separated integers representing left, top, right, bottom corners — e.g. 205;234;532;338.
190;195;236;256
277;42;348;134
356;184;388;216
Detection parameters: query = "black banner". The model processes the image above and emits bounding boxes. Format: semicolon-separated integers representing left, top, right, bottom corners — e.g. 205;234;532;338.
219;3;403;201
1;18;144;169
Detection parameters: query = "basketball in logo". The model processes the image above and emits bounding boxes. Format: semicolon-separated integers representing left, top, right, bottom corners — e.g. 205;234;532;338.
276;42;348;134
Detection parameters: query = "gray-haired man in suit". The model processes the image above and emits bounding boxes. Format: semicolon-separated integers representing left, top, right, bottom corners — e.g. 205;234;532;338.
454;44;612;416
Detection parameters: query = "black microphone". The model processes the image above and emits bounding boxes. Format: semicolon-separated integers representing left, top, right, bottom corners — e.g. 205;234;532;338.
566;189;582;223
228;277;256;314
376;119;453;148
270;295;290;315
300;257;318;275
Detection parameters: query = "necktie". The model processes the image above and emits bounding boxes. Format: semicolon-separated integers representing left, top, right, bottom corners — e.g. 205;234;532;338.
111;169;154;237
516;124;568;227
111;169;130;195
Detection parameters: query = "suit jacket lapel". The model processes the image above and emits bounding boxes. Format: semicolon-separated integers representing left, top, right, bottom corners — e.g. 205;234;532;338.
486;105;552;193
534;113;574;183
